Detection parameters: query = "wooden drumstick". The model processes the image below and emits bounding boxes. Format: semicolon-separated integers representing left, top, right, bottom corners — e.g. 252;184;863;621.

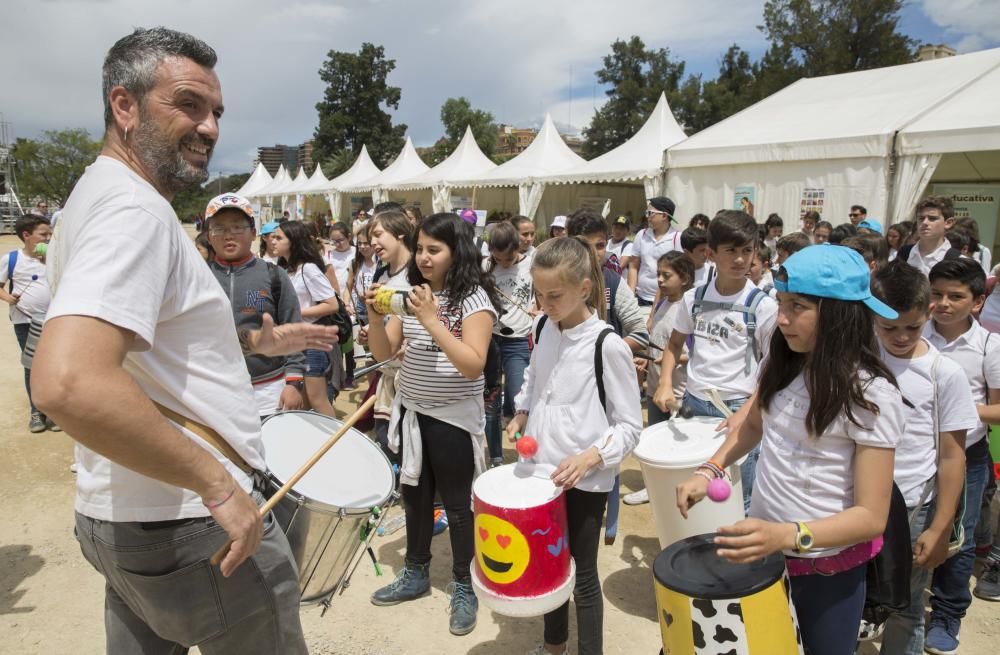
210;394;377;566
495;287;533;319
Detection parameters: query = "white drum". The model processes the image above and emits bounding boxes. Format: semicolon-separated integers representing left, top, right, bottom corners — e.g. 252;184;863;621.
261;411;394;603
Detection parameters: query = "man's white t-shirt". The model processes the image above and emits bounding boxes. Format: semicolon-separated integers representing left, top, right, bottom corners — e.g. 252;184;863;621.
47;156;264;522
673;279;778;400
290;262;337;323
881;340;979;506
324;246;355;299
0;250;50;324
924;320;1000;447
750;373;903;557
633;228;682;302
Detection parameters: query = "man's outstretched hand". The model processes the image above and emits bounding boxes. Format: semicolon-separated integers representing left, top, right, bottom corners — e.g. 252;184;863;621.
247;313;340;357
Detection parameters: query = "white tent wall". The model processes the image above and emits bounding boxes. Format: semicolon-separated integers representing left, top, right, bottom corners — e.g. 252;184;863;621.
889;154;942;225
666;157;891;228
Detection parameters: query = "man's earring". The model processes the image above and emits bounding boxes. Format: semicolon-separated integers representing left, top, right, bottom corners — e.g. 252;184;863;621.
123;127;128;144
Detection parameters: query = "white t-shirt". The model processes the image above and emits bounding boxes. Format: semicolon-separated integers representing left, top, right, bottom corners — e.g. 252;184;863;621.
396;287;497;409
289;262;337;324
982;289;1000;334
324;246;355;298
353;259;378;306
47;156;263;522
750;373;903;557
881;341;979;506
488;255;533;338
607;238;634;261
924;319;1000;447
633;228;683;302
907;240;951;275
0;249;50;324
673;279;778;400
646;298;687;398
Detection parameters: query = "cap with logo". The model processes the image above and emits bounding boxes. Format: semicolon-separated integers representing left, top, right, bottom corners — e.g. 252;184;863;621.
205;193;255;224
613;215;630;227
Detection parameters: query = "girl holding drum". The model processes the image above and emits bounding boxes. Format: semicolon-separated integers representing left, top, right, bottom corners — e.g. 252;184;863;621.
505;236;643;655
676;246;904;655
365;213;499;637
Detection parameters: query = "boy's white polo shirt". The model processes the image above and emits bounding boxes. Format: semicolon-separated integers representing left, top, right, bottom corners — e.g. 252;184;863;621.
907;239;951;275
924;319;1000;447
633;227;682;302
880;340;979;506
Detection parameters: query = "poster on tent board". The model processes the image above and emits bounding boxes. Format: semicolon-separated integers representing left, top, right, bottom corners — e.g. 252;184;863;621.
733;186;756;218
932;183;1000;257
800;187;825;220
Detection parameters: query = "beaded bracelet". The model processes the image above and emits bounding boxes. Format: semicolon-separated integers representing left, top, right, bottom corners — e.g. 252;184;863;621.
694;469;715;484
203;485;236;509
698;462;725;479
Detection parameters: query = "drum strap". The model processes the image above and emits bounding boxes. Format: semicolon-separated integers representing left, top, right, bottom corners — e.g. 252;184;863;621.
153;401;255;476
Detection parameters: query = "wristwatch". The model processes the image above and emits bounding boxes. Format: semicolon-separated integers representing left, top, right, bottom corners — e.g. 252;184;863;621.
794;522;815;553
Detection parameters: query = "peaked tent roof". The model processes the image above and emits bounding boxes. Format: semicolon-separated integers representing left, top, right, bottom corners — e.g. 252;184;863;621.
391;126;497;190
283;167;311;195
249;164;290;198
235;162;273;198
667;47;1000;169
450;114;586;188
317;145;382;193
542;93;686;184
301;165;330;193
343;137;429;192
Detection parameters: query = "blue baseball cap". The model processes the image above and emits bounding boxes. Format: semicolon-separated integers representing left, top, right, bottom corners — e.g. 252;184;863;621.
774;245;898;319
857;219;882;234
260;221;280;236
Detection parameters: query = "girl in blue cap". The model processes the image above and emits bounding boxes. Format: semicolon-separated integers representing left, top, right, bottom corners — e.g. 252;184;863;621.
677;245;905;655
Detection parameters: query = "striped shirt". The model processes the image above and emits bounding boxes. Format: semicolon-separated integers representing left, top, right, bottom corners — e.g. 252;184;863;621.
397;286;496;408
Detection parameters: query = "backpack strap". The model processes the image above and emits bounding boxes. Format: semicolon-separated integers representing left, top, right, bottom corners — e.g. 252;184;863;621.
6;250;17;294
742;288;766;376
265;261;282;314
534;313;548;344
373;262;391;284
594;327;613;411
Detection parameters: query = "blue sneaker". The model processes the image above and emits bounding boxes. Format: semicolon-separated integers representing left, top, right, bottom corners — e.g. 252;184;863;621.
433;508;449;536
924;614;960;655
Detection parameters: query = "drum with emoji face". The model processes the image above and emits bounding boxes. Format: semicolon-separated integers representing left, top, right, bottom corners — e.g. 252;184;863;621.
470;464;575;617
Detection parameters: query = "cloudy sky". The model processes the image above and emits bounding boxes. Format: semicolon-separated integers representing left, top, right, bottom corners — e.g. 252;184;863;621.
2;0;998;176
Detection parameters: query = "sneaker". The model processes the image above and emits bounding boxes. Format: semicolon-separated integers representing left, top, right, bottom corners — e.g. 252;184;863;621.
623;488;649;505
447;580;478;636
490;456;504;468
29;413;46;433
370;562;430;606
45;418;63;432
974;560;1000;601
433;508;449;536
924;613;960;655
526;645;569;655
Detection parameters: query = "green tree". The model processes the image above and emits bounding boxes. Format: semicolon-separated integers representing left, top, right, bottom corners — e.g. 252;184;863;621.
688;45;759;133
429;97;497;165
171;172;250;223
760;0;915;76
583;36;692;157
11;128;102;206
313;43;407;175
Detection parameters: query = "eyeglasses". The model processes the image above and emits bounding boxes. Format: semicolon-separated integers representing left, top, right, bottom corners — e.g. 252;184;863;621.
208;226;251;236
644;210;666;218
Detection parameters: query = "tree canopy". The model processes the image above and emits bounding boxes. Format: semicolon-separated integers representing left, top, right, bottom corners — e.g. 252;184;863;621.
428;97;497;165
171;172;251;222
312;43;407;176
11;128;101;206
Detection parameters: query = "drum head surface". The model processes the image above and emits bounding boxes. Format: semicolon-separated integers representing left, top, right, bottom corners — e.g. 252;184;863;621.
473;463;561;508
261;412;393;510
634;417;729;469
654;533;785;599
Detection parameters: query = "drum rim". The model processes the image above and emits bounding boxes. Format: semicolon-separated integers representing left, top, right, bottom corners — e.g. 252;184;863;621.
653;533;786;600
261;410;394;512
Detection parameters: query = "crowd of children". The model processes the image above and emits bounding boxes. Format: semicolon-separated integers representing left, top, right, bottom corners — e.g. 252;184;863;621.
12;190;1000;655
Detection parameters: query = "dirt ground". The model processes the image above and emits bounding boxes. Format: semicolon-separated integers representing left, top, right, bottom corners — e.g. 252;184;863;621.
0;230;997;654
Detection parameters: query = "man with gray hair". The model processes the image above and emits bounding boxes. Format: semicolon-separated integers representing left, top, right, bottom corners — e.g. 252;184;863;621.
31;27;333;653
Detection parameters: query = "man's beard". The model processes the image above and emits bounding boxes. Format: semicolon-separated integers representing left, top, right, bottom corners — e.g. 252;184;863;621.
133;108;212;195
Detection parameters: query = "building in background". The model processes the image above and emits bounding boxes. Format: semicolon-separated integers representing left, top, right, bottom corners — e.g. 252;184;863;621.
496;124;586;157
255;139;315;175
916;44;956;61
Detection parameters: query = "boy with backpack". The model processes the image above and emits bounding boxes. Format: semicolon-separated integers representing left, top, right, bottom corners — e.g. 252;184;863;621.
870;260;977;655
204;194;305;417
654;210;778;511
0;214;56;432
920;258;1000;654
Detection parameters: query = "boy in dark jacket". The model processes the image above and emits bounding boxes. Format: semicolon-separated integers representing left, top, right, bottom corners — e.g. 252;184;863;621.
205;194;305;417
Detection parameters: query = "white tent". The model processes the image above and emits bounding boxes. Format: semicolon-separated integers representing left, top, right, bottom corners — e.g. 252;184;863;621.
235;162;273;198
249;164;289;199
666;48;1000;229
343;137;430;205
319;146;382;220
391;126;498;213
302;164;330;193
449;114;586;220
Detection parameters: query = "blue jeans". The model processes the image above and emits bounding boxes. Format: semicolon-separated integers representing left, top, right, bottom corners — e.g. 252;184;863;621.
788;564;867;655
12;322;36;413
485;335;530;461
880;502;934;655
646;396;670;426
930;437;992;621
682;391;757;513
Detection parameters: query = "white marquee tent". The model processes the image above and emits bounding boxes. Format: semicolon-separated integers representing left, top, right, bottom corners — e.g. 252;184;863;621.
342;137;430;206
666;47;1000;232
235;163;273;227
319;145;382;220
